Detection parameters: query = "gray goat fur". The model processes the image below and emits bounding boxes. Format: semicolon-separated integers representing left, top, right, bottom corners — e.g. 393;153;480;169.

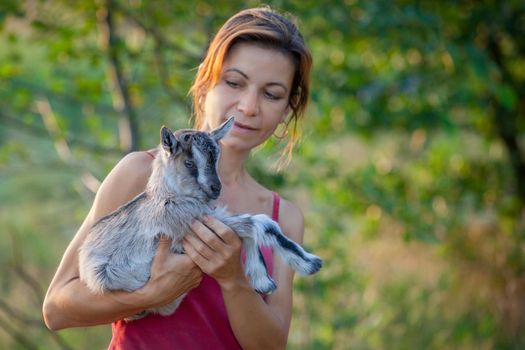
78;117;322;319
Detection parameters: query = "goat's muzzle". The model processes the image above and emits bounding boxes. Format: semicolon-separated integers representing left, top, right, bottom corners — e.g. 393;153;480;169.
209;183;221;199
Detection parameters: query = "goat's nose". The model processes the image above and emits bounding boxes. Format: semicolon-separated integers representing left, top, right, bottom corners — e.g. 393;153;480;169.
211;184;221;197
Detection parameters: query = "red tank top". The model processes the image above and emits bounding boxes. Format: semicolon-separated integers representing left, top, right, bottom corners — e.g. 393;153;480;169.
109;151;279;350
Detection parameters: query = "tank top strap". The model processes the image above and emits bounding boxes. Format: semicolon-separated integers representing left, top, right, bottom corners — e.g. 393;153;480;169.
271;192;280;223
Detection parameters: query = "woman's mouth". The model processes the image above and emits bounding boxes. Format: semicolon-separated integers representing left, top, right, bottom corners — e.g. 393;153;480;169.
233;121;258;132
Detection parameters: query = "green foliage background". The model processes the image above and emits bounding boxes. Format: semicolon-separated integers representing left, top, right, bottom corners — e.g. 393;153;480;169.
1;0;524;349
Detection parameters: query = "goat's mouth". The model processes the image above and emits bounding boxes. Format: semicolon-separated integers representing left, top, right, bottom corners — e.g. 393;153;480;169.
205;191;220;200
202;185;221;200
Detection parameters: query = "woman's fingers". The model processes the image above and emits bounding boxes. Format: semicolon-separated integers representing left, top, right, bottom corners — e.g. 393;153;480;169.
188;217;242;259
201;216;241;246
184;232;214;260
186;220;224;253
183;237;213;272
184;217;244;280
189;219;226;251
145;236;203;307
151;236;198;277
150;235;172;271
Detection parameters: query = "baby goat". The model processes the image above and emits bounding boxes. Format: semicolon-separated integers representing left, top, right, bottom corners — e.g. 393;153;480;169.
79;117;322;319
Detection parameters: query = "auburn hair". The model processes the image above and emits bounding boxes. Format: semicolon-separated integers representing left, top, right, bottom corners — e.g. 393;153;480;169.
189;6;312;167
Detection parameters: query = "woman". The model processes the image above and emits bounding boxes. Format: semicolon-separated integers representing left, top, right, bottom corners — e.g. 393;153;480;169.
43;6;313;349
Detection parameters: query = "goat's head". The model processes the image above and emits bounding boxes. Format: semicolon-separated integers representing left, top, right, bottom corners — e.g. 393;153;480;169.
159;117;234;200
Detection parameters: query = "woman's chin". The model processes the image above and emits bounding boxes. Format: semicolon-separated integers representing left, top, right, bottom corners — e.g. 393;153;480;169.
220;135;261;152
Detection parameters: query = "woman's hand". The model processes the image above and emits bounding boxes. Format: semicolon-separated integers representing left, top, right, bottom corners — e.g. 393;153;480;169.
141;236;203;309
183;216;247;290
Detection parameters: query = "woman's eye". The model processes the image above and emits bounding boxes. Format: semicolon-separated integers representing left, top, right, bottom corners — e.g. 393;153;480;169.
226;80;240;88
265;92;280;100
184;160;195;168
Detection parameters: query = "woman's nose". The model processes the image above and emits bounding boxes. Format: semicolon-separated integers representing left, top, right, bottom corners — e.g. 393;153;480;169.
237;89;258;116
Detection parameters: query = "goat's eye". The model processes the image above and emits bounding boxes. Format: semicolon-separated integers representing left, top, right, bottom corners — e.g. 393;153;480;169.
184;160;195;168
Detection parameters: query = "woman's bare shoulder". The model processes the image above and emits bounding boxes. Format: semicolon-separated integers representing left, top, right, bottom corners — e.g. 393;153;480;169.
117;150;156;179
91;150;156;220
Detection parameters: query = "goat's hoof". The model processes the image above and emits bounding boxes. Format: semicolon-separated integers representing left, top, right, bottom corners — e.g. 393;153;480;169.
124;310;148;322
253;277;277;295
306;256;323;274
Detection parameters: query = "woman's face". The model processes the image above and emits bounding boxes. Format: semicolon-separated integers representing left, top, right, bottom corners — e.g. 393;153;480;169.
202;42;294;152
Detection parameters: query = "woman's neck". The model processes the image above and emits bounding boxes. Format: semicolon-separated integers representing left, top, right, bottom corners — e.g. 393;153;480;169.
218;145;251;187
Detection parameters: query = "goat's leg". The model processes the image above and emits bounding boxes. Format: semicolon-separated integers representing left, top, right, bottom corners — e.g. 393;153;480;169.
222;215;277;294
250;214;323;275
80;236;152;294
242;236;277;294
123;294;186;321
156;294;186;316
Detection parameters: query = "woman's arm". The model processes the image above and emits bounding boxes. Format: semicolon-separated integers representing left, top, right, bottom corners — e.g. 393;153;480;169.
43;151;202;330
183;198;304;350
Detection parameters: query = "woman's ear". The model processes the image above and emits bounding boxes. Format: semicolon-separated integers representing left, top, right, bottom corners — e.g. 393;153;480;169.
281;105;292;123
284;93;299;121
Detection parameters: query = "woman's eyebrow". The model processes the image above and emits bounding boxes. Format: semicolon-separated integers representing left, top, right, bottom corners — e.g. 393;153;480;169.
224;68;288;92
225;68;249;79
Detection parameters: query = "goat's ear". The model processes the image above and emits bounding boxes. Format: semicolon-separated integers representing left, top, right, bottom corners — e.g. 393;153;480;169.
210;116;234;141
160;126;179;155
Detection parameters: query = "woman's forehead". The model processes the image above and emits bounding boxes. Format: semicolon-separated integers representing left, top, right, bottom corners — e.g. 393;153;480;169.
222;42;294;87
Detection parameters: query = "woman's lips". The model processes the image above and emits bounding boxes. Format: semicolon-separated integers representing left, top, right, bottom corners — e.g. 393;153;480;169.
233;122;258;132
